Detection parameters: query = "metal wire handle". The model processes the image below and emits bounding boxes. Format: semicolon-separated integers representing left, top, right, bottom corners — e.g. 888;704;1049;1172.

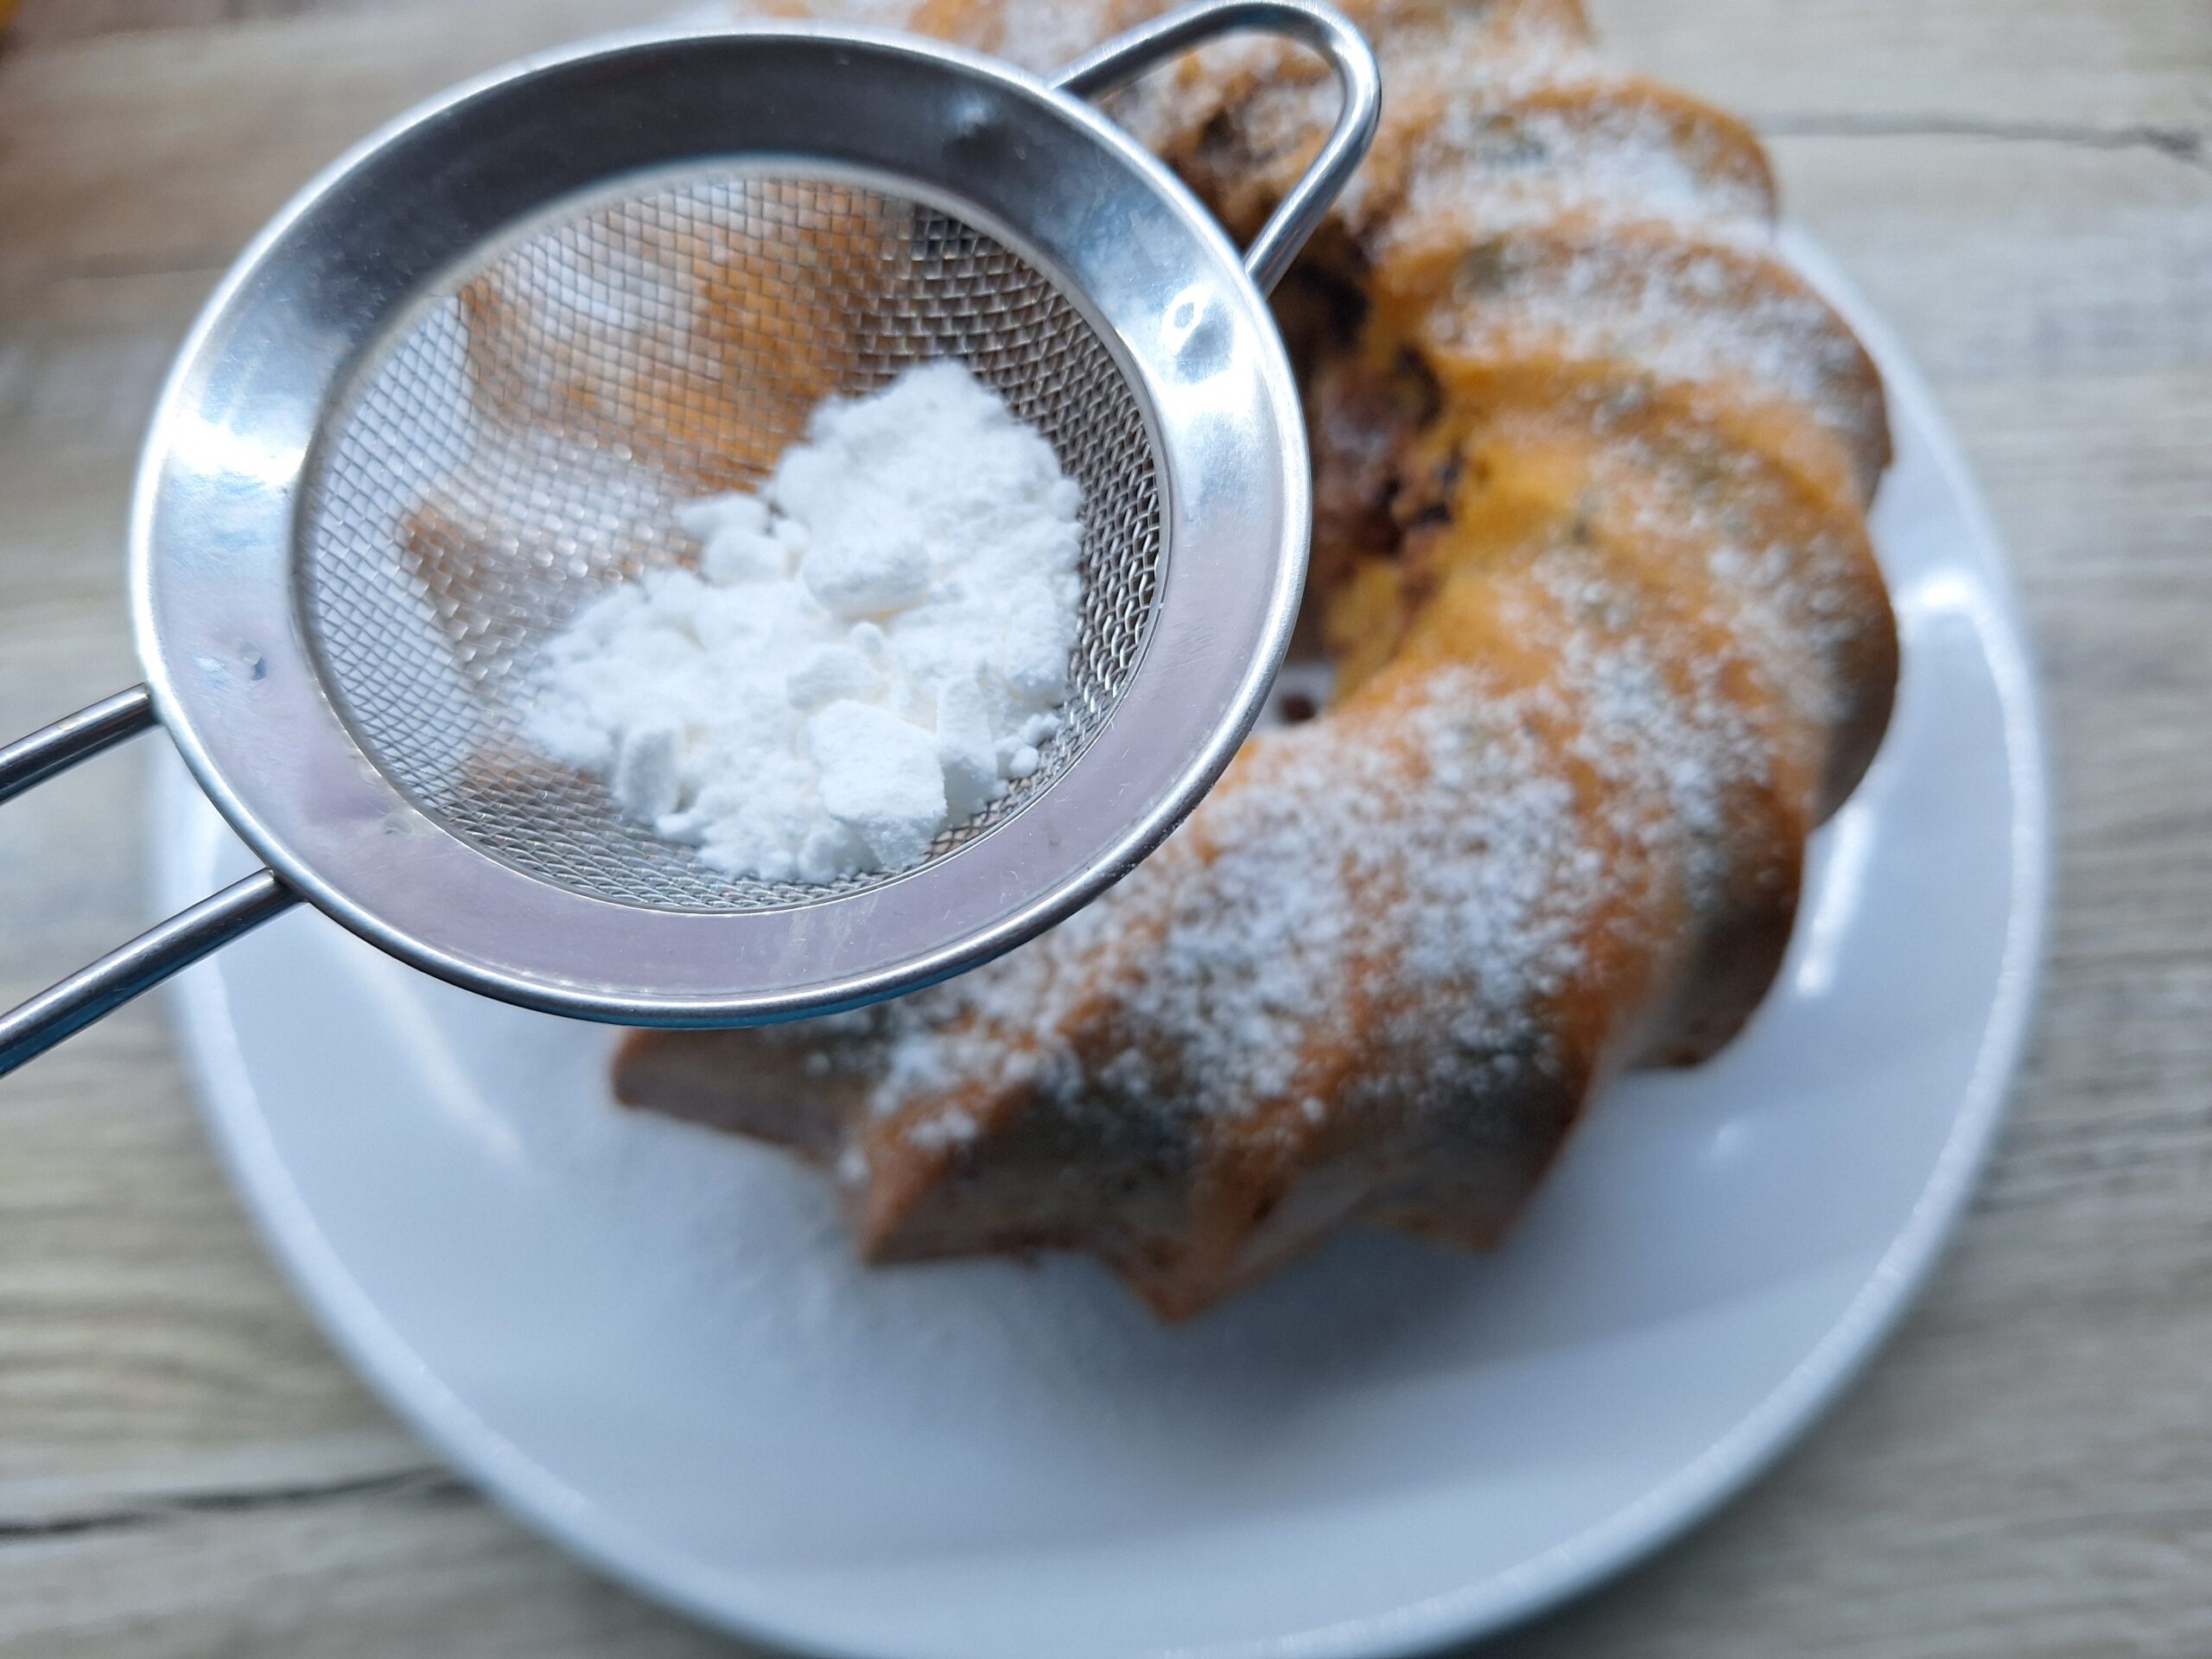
0;689;298;1077
1055;0;1382;293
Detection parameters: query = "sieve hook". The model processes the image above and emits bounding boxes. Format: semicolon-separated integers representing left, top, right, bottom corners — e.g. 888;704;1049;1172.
0;689;298;1077
1053;0;1382;294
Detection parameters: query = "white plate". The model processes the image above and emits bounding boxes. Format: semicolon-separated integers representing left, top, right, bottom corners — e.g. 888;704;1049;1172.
152;237;2048;1659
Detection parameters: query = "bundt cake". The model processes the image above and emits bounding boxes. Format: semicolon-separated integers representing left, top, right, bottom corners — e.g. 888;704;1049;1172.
607;0;1900;1317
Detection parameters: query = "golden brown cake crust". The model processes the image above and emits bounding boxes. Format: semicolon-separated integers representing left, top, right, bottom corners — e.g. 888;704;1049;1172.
609;0;1900;1318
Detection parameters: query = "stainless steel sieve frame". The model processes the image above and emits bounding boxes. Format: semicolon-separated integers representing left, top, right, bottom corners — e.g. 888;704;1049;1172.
0;0;1380;1074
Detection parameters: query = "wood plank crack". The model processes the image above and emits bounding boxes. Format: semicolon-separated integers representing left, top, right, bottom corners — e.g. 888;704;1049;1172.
1756;111;2212;174
0;1465;464;1543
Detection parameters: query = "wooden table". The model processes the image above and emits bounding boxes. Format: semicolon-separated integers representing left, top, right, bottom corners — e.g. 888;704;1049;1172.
2;2;2206;1652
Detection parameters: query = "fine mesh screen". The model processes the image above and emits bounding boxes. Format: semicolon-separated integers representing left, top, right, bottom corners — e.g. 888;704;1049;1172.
303;172;1164;912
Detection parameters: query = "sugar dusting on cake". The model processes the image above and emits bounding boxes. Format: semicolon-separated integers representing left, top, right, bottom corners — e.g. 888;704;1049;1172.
775;556;1784;1162
845;662;1607;1145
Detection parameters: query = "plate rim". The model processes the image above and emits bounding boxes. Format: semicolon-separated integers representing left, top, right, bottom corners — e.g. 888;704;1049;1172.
153;227;2052;1659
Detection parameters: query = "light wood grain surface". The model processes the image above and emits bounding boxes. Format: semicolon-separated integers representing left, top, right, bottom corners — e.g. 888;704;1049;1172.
1;1;2206;1653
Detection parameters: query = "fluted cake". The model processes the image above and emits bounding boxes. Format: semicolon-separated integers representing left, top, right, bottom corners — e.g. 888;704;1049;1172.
610;0;1900;1318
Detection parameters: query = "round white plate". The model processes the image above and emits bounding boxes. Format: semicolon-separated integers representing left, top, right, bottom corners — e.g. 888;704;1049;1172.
153;236;2048;1659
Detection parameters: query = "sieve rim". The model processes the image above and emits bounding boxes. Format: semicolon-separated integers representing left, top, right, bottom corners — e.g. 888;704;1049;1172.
132;20;1311;1025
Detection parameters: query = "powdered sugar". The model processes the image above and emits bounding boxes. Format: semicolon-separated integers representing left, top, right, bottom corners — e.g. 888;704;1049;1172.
831;660;1626;1149
527;360;1083;880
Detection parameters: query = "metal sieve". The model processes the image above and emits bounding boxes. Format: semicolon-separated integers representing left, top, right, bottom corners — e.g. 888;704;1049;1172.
0;0;1379;1074
315;173;1167;913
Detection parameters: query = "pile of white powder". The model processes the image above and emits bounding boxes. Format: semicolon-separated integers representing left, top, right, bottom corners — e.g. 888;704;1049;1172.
527;360;1084;882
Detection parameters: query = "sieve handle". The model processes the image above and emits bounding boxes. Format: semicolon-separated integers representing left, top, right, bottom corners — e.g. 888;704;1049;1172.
0;684;158;805
0;689;300;1077
1052;0;1382;294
